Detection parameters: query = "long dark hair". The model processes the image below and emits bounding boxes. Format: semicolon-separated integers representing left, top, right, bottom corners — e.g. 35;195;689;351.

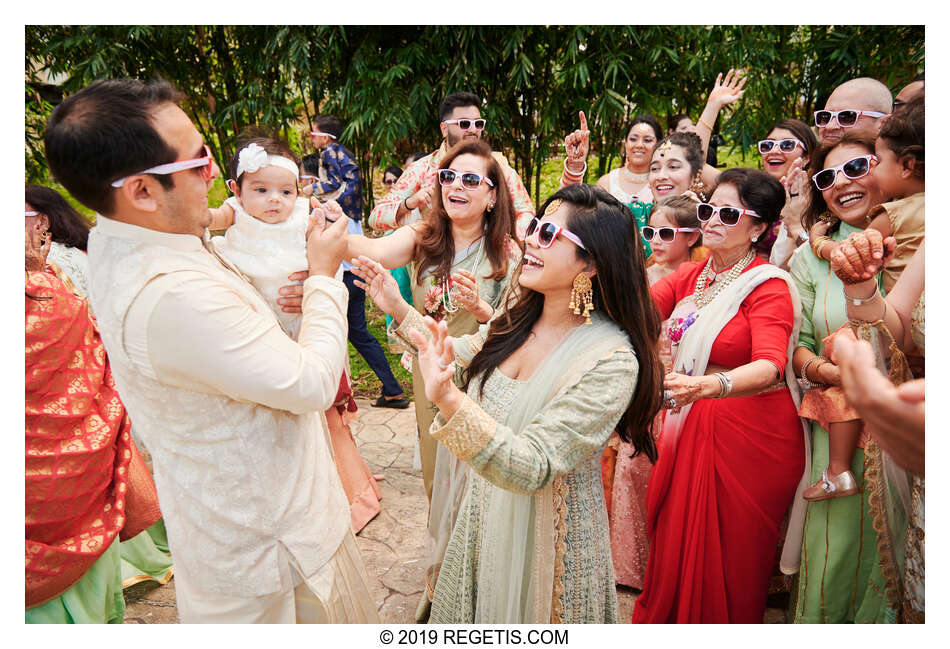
464;184;664;462
415;139;515;284
803;132;876;233
25;185;91;251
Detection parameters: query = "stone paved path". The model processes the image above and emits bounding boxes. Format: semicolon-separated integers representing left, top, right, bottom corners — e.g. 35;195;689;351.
123;398;787;623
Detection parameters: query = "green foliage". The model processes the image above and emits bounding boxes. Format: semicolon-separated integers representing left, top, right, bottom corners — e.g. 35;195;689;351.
26;25;923;214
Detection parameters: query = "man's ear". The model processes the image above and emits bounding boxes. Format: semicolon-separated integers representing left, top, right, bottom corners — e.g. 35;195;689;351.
115;175;162;214
439;122;448;140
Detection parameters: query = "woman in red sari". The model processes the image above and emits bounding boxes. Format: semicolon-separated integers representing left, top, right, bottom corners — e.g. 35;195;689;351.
632;168;807;623
26;224;160;623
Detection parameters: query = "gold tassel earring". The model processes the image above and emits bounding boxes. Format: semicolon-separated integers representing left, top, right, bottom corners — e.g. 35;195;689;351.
570;272;594;324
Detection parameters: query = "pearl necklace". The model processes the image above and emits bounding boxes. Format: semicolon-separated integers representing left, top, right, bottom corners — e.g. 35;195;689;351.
622;166;650;183
692;250;756;308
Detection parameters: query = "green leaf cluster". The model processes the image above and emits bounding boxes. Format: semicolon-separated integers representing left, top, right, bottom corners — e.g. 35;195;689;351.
26;25;923;215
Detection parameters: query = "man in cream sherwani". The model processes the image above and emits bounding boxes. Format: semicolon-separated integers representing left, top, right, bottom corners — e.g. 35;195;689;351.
43;78;380;623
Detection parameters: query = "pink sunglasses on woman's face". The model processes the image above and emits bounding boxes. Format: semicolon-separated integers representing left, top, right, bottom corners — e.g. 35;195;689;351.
525;217;586;250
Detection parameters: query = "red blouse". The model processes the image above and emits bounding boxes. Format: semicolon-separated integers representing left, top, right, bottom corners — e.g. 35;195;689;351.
650;256;794;373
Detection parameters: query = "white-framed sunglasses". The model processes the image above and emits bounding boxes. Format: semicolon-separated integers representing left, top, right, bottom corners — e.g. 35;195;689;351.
525;217;586;250
696;202;761;226
437;168;494;190
811;154;878;191
25;211;39;217
813;109;886;128
111;144;214;188
442;118;486;131
758;138;806;154
641;225;699;243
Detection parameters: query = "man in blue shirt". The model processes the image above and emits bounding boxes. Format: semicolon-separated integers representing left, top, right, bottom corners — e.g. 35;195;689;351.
304;115;409;409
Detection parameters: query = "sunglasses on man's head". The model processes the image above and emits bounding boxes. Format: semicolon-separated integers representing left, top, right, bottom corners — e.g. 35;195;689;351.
437;168;494;190
524;217;586;250
442;118;486;131
641;225;699;243
758;138;805;154
811;154;878;191
813;109;886;128
111;144;214;188
696;203;761;226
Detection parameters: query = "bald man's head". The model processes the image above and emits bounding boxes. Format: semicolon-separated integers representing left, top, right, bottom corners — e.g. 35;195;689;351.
819;77;893;144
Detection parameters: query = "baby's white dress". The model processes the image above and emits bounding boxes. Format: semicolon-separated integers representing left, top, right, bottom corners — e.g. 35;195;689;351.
211;196;309;339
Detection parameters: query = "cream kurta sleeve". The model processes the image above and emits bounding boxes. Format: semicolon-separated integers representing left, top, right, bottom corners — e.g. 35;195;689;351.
431;349;637;495
133;272;348;415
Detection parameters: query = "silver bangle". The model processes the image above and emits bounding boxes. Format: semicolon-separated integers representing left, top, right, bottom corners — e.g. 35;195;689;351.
844;284;879;306
563;158;587;177
714;372;733;398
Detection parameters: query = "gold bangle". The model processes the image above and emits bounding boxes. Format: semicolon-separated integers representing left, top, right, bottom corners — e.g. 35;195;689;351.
800;355;826;384
698;117;715;131
811;235;833;259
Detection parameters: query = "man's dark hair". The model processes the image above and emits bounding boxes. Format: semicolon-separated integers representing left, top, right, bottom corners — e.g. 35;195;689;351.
44;78;183;215
438;92;481;122
314;115;343;140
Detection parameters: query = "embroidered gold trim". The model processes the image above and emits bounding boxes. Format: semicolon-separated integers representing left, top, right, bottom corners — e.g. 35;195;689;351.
392;307;431;354
430;395;496;461
864;438;903;610
459;333;485;368
550;475;568;624
852;318;909;611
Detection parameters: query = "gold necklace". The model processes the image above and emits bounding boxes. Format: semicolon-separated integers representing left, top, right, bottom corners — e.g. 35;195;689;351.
692;249;756;308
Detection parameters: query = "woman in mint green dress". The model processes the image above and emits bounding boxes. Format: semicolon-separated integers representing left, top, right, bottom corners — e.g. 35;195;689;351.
789;133;893;623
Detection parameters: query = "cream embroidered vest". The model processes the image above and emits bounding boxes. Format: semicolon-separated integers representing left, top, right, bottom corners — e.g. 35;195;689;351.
86;224;350;597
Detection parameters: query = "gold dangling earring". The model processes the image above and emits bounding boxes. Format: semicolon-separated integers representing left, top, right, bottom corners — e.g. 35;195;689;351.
570;272;594;325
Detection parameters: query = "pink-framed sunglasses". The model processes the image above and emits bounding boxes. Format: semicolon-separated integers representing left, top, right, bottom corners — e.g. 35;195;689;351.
696;202;761;226
111;144;214;188
525;217;586;250
641;225;699;243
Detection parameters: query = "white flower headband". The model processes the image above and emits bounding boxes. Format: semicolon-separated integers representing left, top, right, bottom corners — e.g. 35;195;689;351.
236;143;299;180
